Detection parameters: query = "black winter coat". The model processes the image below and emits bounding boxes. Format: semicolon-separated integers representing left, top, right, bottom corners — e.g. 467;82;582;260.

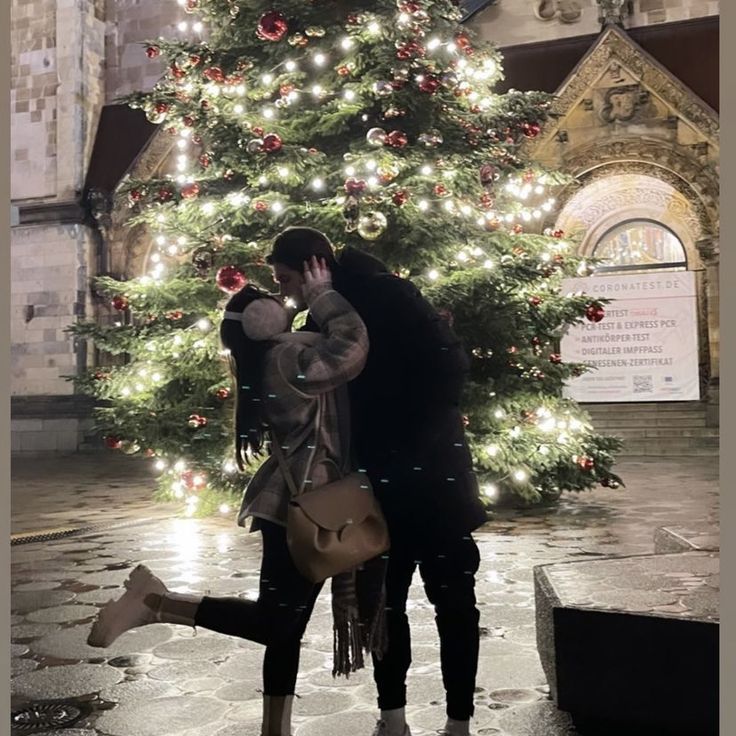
306;247;488;540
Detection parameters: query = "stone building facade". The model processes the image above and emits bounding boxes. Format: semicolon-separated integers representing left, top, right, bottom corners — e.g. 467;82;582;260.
10;0;719;452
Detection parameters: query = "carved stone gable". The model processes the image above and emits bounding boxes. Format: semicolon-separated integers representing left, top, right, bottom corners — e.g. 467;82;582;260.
525;25;719;168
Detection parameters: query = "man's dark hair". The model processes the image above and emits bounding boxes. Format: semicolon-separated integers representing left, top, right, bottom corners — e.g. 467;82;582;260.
267;226;338;272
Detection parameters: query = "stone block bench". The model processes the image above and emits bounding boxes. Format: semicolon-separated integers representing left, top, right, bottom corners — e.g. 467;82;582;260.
534;547;718;735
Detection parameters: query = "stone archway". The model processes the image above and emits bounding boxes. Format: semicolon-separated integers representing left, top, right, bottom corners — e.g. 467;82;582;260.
553;163;718;414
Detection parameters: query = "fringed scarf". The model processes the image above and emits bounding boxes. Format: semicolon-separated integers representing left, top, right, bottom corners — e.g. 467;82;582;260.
331;552;388;677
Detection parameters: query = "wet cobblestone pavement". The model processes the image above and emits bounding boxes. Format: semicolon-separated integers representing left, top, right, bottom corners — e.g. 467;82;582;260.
11;455;719;736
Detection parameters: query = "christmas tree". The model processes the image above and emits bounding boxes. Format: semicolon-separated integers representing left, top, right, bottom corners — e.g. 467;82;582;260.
70;0;623;516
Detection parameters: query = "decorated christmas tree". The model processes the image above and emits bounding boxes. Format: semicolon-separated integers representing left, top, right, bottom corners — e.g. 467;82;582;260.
70;0;623;516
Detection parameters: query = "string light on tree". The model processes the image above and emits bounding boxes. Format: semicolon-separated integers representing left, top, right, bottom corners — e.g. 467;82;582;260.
70;0;623;514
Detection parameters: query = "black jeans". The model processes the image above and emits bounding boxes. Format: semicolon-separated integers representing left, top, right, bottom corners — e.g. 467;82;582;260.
194;520;323;696
371;532;481;720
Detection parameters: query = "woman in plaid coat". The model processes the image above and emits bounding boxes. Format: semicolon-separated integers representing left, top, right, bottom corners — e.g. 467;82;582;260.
87;257;384;736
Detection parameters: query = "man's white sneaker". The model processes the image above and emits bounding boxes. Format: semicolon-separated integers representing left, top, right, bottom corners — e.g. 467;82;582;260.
87;564;166;647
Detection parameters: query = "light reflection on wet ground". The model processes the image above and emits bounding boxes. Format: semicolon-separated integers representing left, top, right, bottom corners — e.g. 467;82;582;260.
11;456;717;735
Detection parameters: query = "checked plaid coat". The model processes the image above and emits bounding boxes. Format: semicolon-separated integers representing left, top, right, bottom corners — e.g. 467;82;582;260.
237;286;369;529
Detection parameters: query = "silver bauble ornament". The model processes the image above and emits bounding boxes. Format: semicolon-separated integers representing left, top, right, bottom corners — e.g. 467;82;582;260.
373;80;394;97
145;109;167;124
246;138;264;154
366;127;388;146
357;211;388;240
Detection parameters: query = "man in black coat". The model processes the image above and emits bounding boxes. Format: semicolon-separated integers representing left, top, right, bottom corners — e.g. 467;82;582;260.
268;227;488;736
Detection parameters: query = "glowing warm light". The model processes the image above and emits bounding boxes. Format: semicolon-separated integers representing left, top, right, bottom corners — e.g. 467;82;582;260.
482;484;498;499
513;469;528;482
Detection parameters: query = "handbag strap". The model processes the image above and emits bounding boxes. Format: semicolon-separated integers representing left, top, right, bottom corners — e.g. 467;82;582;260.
271;395;323;499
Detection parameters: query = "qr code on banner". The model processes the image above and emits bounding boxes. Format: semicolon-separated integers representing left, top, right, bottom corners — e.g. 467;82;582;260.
633;375;653;394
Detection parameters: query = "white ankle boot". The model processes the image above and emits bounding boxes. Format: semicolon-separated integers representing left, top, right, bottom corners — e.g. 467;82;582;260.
87;564;200;647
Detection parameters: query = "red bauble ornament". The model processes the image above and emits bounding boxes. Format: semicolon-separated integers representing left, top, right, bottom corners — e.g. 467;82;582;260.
111;295;129;311
185;0;198;12
129;188;144;203
189;53;201;66
166;310;183;320
181;470;195;488
182;115;196;127
216;265;247;293
549;353;562;364
104;436;122;450
578;456;595;471
93;371;110;381
529;296;542;306
386;130;408;148
399;1;421;11
200;99;211;111
170;64;186;79
344;178;367;196
346;13;359;24
198;154;211;168
216;387;231;400
254;200;268;212
585;304;605;323
188;414;207;428
392;190;409;206
479;163;499;187
337;65;350;77
396;41;425;60
419;76;440;94
154;101;169;115
252;126;264;136
262;133;283;153
553;229;565;238
279;83;295;97
434;183;448;197
512;224;524;234
192;134;203;144
146;46;160;59
203;66;225;83
181;182;200;199
158;187;174;202
144;448;156;457
521;122;541;138
257;11;288;42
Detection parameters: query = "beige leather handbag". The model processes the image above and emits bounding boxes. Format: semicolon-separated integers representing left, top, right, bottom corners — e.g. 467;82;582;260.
271;400;390;584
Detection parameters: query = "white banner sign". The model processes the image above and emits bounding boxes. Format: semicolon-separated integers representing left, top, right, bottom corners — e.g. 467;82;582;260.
560;271;700;402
